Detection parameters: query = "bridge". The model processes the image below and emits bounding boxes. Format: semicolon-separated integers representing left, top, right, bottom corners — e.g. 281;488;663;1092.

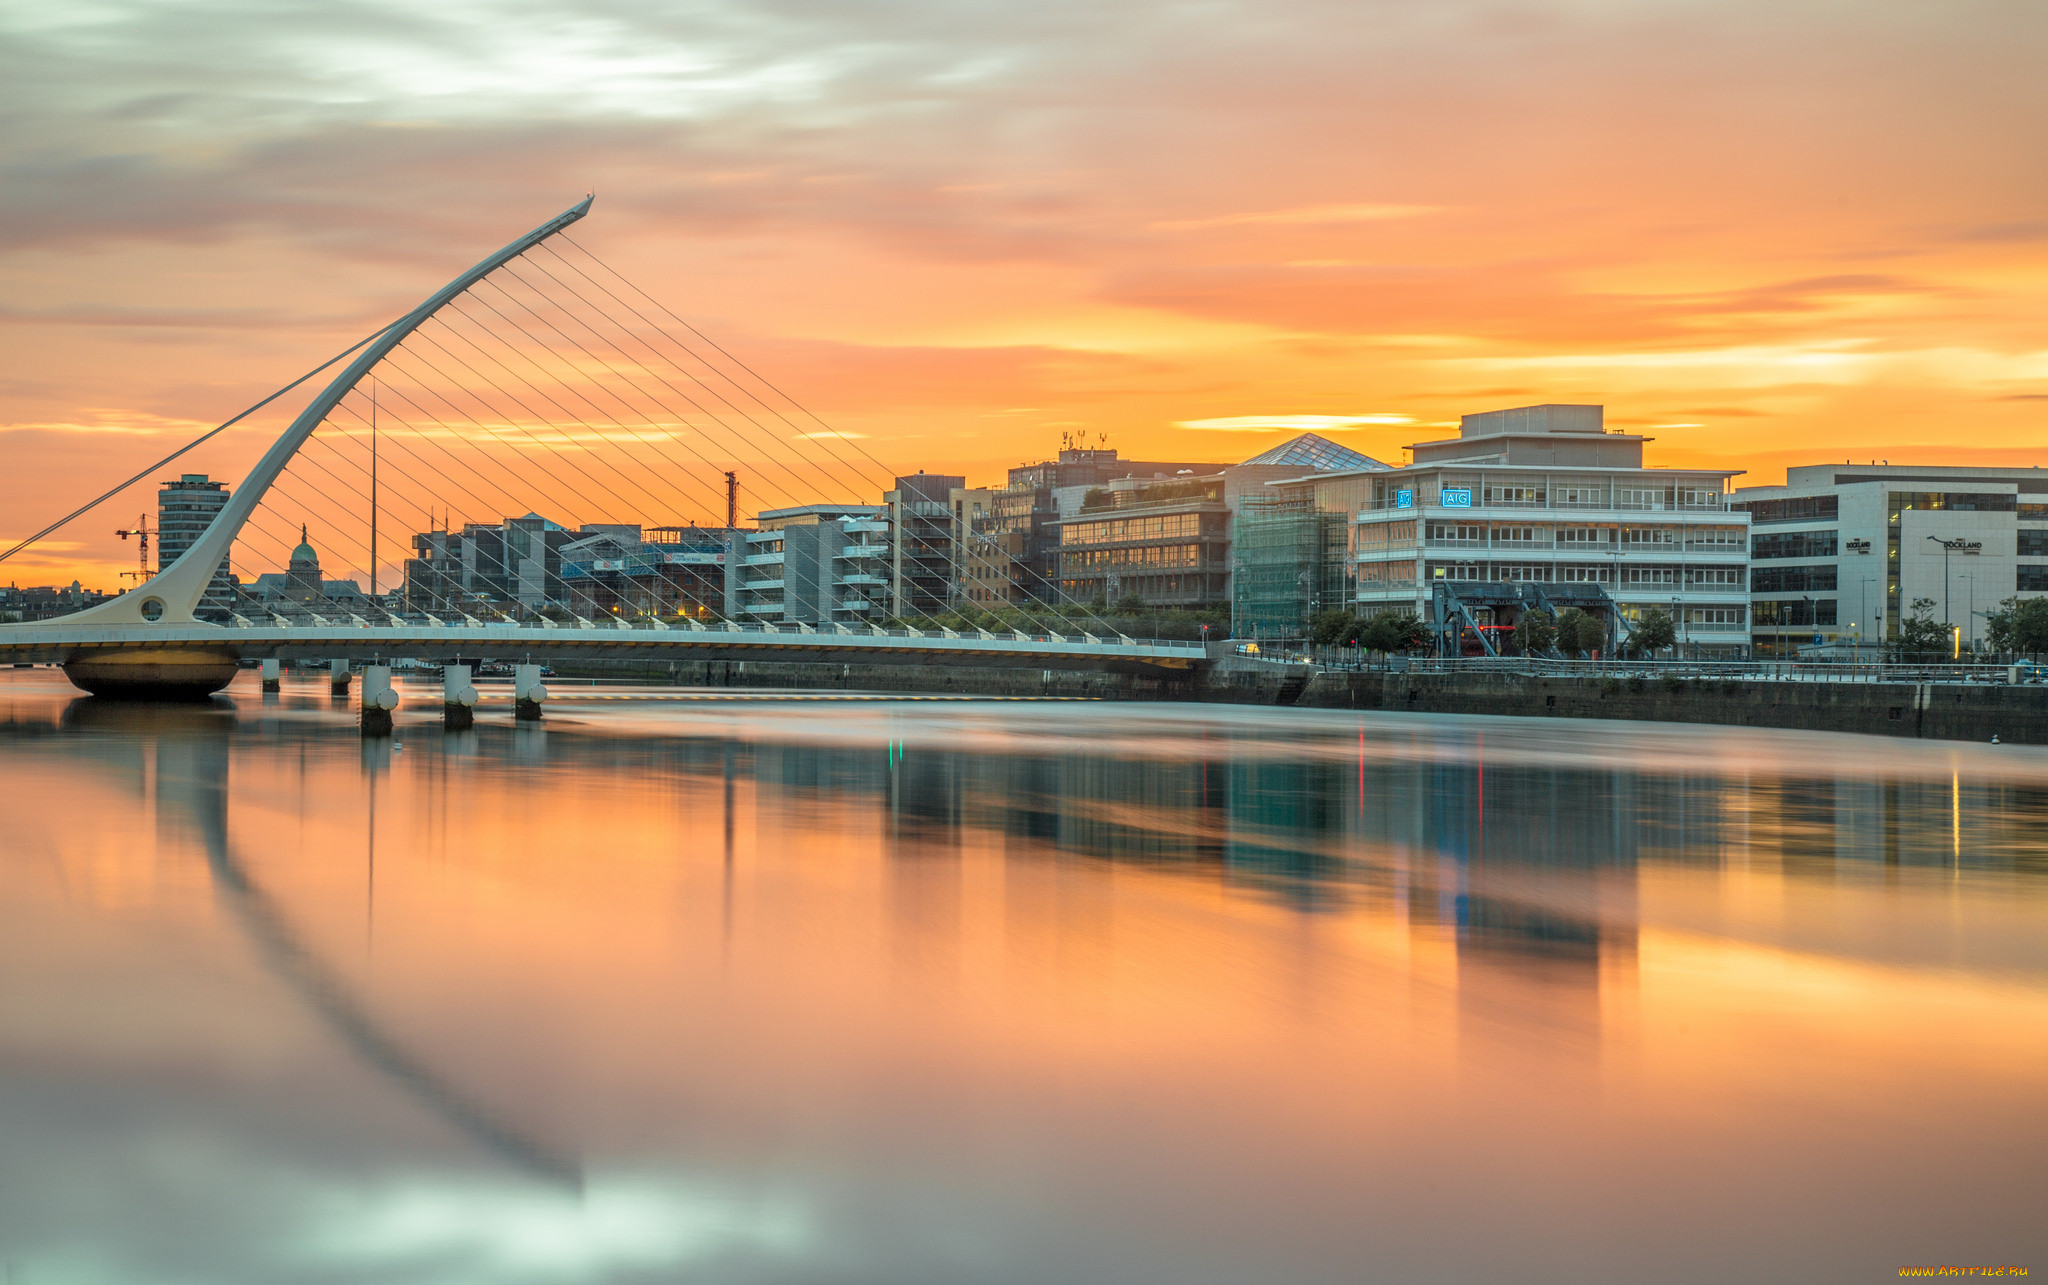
0;196;1208;700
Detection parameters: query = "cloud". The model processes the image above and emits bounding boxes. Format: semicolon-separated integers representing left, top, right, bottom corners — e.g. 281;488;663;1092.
1152;204;1443;232
1176;414;1412;431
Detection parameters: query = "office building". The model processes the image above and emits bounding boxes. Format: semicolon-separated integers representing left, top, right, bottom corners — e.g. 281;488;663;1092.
1296;405;1750;654
1733;464;2048;655
558;525;747;619
156;473;234;621
1055;433;1383;611
999;446;1234;603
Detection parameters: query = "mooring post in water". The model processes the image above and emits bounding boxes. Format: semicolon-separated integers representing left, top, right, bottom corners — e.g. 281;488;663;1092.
329;657;352;697
514;663;547;722
260;658;281;693
360;664;397;736
443;663;478;729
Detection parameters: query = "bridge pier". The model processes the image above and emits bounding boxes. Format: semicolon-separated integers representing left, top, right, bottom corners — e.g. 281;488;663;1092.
60;647;239;699
360;664;397;736
443;663;478;729
514;663;547;721
260;658;281;693
329;658;352;698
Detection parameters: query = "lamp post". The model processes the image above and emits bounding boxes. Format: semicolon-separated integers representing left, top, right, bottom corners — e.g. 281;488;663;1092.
1925;534;1955;625
1960;572;1976;653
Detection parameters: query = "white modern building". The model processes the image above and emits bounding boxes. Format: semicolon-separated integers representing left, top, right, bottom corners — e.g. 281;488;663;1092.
742;504;891;626
1296;405;1751;654
1733;464;2048;655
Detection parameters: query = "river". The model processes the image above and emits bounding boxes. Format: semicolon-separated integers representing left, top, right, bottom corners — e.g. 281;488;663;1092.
0;671;2042;1283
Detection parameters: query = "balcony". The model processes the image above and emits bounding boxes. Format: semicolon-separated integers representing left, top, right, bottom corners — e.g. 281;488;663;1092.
840;573;887;587
744;553;785;567
841;545;883;559
743;578;785;592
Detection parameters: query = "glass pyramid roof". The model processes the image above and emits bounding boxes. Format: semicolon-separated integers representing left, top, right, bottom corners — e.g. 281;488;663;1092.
1237;432;1387;471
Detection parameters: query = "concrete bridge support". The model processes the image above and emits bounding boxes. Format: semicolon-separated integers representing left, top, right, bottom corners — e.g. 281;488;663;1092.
260;658;281;693
360;664;397;736
514;663;547;722
329;658;351;698
443;663;478;729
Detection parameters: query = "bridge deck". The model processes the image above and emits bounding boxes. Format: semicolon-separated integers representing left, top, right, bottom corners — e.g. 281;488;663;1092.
0;622;1210;670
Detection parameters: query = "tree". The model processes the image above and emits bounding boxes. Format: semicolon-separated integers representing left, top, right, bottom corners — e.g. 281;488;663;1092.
1114;592;1146;614
1984;595;2048;657
1553;607;1602;657
1897;597;1952;660
1513;608;1558;655
1631;607;1675;656
1307;607;1359;647
1359;610;1426;655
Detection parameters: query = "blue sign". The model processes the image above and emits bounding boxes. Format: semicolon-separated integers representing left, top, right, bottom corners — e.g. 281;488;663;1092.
1441;487;1473;508
1395;488;1414;509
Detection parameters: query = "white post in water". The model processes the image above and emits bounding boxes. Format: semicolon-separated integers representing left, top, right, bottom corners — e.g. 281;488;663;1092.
360;664;398;736
260;658;281;693
514;663;548;722
444;663;479;729
329;657;352;697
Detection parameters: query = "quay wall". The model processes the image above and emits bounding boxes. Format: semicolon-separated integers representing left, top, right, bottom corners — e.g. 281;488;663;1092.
542;657;2039;744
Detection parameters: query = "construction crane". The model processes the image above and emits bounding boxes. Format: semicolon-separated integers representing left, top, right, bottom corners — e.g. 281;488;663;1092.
114;514;153;583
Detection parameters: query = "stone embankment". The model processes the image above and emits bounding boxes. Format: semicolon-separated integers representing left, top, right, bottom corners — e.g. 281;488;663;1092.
549;658;2038;744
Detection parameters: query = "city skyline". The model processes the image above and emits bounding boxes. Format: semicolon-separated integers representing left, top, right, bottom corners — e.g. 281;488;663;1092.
4;0;2046;589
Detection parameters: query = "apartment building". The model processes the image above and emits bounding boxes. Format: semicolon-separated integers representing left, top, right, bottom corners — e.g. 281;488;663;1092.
1302;405;1751;654
742;504;891;626
1733;464;2048;655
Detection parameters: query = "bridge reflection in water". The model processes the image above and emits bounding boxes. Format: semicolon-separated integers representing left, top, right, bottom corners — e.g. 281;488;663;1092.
0;676;2044;1282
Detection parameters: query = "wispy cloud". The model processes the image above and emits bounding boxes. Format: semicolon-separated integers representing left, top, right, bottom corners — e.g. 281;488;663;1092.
1152;205;1443;232
793;429;866;439
1175;414;1413;432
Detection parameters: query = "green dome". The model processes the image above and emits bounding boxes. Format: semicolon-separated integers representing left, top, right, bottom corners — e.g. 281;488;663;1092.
290;524;318;564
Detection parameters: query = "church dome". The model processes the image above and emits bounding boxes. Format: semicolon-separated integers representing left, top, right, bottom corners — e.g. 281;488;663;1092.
289;524;319;566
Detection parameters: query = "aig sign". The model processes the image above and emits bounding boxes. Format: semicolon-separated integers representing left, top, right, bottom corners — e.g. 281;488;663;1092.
1440;487;1473;508
1395;488;1414;509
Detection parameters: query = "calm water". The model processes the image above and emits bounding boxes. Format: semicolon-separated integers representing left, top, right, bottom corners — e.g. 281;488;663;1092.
0;671;2043;1284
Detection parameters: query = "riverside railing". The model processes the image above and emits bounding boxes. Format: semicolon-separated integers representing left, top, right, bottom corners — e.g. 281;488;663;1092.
1266;648;2037;684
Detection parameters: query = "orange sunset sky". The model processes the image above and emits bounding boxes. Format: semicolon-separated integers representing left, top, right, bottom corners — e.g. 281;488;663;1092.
3;0;2046;589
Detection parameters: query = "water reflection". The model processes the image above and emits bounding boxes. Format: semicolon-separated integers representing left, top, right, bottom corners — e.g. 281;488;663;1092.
0;673;2043;1283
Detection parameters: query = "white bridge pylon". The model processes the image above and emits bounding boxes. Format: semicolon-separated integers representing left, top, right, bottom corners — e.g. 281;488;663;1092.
43;197;597;631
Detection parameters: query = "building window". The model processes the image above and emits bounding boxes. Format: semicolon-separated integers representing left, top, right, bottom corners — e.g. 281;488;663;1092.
1686;527;1746;551
1741;494;1839;524
1553;485;1605;507
1685;566;1745;587
1621;566;1678;585
2019;530;2048;558
2019;566;2048;592
1558;565;1612;583
1677;486;1723;509
1484;484;1545;506
1557;525;1609;546
1425;521;1484;545
1685;606;1748;628
1752;565;1838;593
1622;526;1677;547
1491;525;1541;546
1753;599;1837;626
1752;530;1839;560
1617;486;1670;511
